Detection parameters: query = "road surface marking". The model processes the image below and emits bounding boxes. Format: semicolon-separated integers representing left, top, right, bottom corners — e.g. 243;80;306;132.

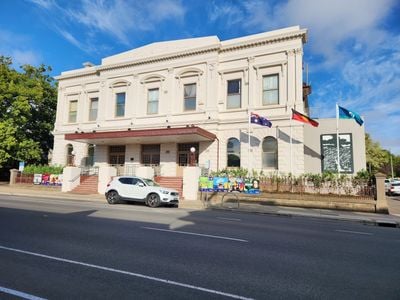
0;245;253;300
335;229;373;236
142;226;248;242
0;286;46;300
216;217;242;222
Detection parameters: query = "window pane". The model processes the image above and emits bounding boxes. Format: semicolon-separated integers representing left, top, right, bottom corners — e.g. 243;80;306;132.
147;102;158;114
227;94;241;109
227;80;240;94
184;84;196;97
115;93;125;117
263;90;279;105
263;75;277;89
184;98;196;111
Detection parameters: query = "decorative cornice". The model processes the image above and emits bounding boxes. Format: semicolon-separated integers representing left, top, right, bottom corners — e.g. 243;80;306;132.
56;29;306;81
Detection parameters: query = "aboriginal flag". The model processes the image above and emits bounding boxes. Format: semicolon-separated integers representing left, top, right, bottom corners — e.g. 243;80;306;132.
291;109;319;127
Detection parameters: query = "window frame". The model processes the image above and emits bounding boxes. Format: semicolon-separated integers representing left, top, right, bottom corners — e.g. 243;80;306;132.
88;97;98;122
262;74;279;105
227;79;242;109
115;92;126;117
68;100;78;123
183;83;197;111
227;137;241;167
147;88;159;115
262;136;278;169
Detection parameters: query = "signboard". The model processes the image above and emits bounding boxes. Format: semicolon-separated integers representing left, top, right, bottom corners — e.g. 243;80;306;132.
199;176;260;194
321;133;354;173
18;161;25;172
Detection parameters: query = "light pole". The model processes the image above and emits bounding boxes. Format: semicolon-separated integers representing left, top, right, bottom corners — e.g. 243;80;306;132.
190;147;196;166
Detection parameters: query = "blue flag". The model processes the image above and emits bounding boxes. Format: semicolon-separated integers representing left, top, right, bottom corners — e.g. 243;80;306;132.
250;112;272;127
338;106;363;126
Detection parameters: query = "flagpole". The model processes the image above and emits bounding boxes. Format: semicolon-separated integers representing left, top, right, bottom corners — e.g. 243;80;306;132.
248;109;251;174
290;111;293;175
336;103;340;176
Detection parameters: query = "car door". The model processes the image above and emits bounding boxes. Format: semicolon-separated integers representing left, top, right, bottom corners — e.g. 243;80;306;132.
132;178;148;200
117;177;134;198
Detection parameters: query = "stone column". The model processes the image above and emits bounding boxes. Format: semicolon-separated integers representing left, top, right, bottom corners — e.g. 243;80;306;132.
9;169;18;185
375;172;388;214
183;166;201;200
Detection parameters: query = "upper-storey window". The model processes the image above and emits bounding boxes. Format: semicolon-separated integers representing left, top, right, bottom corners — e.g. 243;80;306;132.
184;83;196;111
263;74;279;105
147;88;159;114
227;79;241;109
88;97;98;121
68;100;78;123
115;92;125;117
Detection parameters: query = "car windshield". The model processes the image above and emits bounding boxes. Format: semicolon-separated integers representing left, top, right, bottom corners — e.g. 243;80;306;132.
143;178;159;187
392;183;400;187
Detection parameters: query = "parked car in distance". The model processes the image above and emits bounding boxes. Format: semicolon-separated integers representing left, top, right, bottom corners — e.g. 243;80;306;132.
385;179;391;194
105;176;179;207
388;182;400;196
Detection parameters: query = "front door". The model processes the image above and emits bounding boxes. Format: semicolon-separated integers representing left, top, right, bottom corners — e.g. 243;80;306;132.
177;143;199;176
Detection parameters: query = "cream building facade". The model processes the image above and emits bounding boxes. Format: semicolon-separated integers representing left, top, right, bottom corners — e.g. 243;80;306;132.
53;26;344;179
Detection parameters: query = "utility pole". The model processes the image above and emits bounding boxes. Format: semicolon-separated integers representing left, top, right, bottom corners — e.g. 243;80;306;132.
390;150;394;179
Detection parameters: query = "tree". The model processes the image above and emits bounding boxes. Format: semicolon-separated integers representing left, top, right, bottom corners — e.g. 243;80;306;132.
0;56;57;168
365;133;388;174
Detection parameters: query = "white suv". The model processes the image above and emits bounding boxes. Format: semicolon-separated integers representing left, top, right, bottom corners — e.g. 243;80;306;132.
105;176;179;208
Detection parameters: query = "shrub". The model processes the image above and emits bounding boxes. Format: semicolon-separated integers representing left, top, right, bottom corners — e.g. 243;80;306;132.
22;164;64;175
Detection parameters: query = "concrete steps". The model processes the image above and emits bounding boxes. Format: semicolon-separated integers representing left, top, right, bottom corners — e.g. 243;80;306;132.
154;176;183;198
71;175;98;194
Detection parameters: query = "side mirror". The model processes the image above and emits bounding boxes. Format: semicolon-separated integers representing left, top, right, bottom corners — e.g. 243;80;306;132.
138;182;145;187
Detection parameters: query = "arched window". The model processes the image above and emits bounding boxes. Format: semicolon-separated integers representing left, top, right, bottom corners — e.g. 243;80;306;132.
262;137;278;169
66;144;74;166
227;138;240;167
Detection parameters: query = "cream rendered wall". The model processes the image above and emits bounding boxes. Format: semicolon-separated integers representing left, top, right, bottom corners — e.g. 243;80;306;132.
304;118;366;174
160;143;177;176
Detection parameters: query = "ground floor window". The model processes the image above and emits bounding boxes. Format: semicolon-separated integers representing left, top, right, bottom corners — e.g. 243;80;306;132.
109;145;125;165
227;137;240;167
262;136;278;169
141;144;160;165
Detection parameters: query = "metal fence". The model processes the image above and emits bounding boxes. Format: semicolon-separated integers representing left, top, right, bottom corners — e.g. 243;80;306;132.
258;177;375;200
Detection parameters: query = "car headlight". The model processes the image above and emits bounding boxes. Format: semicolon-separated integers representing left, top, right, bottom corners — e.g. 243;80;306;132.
160;190;170;194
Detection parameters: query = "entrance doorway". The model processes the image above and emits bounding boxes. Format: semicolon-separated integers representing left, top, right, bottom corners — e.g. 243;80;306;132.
109;145;126;175
177;143;199;176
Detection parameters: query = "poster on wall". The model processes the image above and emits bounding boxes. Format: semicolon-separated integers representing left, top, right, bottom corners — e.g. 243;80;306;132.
199;177;260;194
320;133;354;173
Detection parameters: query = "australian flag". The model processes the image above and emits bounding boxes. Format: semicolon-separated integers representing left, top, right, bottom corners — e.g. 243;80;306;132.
250;112;272;127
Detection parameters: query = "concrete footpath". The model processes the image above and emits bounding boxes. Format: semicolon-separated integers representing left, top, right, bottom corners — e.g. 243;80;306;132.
1;183;399;228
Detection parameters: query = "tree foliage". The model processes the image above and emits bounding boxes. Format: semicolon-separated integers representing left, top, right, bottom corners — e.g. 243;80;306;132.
0;56;57;168
365;133;400;177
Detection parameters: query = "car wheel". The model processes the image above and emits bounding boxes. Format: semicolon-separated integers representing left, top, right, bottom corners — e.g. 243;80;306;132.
146;193;160;208
106;191;120;204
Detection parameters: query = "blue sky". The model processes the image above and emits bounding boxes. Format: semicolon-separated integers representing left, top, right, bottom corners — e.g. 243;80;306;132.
1;0;399;154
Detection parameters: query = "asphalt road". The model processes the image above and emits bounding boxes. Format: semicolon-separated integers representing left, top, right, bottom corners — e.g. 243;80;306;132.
0;195;399;300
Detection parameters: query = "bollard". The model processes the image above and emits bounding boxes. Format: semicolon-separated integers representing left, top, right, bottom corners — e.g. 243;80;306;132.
9;169;19;185
375;172;389;214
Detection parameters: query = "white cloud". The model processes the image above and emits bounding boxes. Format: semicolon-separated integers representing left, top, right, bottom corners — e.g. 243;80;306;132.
12;50;42;66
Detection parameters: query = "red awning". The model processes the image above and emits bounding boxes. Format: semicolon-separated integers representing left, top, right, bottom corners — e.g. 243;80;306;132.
65;126;216;145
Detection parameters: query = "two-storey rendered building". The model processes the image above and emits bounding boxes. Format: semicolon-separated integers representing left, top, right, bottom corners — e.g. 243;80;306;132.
52;26;366;186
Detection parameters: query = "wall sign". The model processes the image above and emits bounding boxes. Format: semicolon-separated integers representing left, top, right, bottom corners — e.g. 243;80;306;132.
320;133;354;173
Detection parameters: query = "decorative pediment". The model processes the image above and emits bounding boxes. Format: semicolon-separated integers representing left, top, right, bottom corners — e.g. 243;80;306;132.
109;79;131;88
140;74;166;84
175;67;203;79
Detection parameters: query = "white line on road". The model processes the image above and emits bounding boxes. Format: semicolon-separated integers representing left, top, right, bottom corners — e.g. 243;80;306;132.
142;226;248;242
0;286;46;300
216;217;242;222
335;229;373;236
0;245;253;300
